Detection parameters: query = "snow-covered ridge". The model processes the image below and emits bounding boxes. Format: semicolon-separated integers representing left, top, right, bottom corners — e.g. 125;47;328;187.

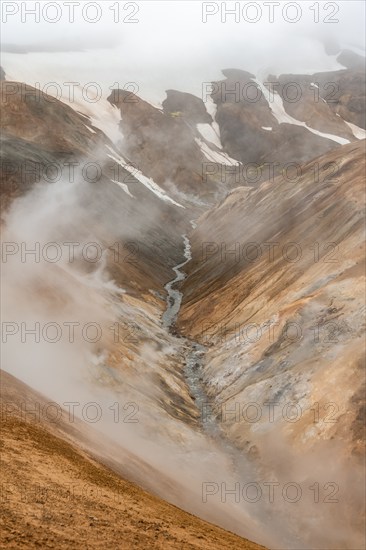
255;79;351;146
106;146;184;208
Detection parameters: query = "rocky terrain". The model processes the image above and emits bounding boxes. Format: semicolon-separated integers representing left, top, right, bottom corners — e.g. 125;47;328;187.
179;138;365;471
1;45;365;549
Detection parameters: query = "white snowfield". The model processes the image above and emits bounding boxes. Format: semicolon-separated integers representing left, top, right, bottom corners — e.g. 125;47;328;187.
88;104;122;144
84;124;97;134
203;95;217;117
255;79;351;146
344;120;366;140
1;53;124;144
204;96;223;146
110;179;134;198
196;123;222;149
106;146;185;208
195;138;239;166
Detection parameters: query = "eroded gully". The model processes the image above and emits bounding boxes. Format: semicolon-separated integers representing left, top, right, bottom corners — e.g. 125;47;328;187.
162;233;253;465
161;233;284;549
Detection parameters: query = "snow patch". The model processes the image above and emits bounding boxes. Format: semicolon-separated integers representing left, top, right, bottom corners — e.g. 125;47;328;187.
88;104;122;144
255;79;350;146
106;146;184;208
303;124;349;145
343;120;366;140
261;126;272;131
204;96;223;144
196;123;222;149
195;138;238;166
110;179;134;198
84;124;97;134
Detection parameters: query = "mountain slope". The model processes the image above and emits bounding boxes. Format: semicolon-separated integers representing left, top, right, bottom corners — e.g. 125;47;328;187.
0;370;266;550
177;140;365;548
179;140;365;455
1;61;365;549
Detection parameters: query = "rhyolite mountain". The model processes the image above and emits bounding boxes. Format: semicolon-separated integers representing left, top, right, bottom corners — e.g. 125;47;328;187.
1;53;365;550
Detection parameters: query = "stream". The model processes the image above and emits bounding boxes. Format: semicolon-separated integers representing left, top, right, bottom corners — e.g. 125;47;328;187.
161;234;192;329
162;233;253;466
162;232;219;431
160;234;290;549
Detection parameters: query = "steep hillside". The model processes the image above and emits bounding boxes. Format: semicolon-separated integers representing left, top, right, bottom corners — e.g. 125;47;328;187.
1;58;365;549
0;76;274;548
0;80;189;289
0;370;266;550
178;141;365;548
210;65;365;182
179;140;365;456
108;88;241;204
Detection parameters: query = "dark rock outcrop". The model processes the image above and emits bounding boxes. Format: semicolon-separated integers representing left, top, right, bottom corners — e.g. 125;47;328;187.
337;49;365;70
108;89;233;203
162;89;212;124
211;69;340;172
272;67;366;130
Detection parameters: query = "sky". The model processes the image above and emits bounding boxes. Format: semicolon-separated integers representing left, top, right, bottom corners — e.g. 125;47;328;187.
1;1;365;103
1;1;365;51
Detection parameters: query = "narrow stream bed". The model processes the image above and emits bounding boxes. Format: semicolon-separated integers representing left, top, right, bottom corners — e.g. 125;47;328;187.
162;234;246;453
161;234;283;547
161;232;218;433
162;234;191;329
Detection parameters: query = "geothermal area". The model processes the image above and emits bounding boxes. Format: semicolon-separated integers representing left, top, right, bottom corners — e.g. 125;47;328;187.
1;2;365;548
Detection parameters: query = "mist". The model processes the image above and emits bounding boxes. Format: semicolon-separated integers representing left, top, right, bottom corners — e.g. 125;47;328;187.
1;161;364;549
1;1;365;106
1;2;365;549
0;163;286;548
